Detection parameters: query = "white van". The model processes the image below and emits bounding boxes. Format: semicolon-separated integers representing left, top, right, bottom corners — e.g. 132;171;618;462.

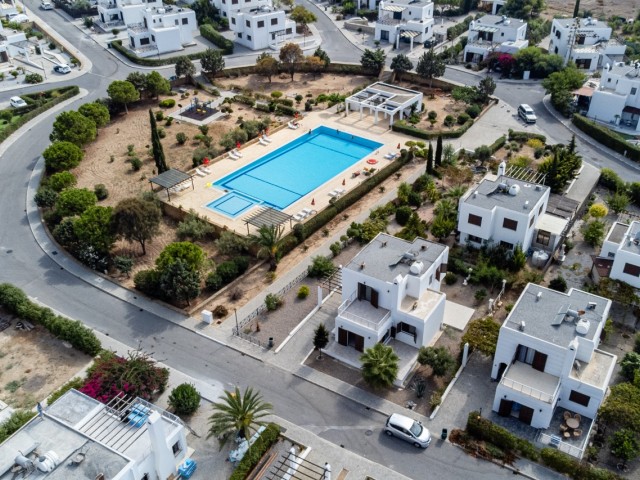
518;104;537;124
41;1;54;9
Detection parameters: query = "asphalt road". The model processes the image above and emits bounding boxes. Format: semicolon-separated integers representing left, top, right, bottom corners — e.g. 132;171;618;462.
0;5;630;479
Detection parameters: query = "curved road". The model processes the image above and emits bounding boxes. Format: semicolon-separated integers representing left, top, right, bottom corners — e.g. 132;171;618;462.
0;4;634;479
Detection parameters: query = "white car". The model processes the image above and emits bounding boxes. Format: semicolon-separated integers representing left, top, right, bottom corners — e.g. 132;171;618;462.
518;104;537;124
8;14;30;23
41;1;54;9
53;64;71;74
9;96;27;108
384;413;432;448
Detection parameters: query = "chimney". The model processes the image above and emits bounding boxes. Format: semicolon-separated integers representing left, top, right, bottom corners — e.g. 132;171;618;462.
147;411;178;479
497;161;506;177
519;321;525;331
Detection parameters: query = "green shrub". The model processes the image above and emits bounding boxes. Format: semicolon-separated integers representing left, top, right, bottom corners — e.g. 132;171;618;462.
444;272;457;285
270;91;283;99
47;377;84;405
25;73;44;84
395;205;413;225
465;104;481;118
165;116;173;126
199;24;234;55
540;448;579;476
205;272;223;291
297;285;310;299
0;411;36;443
176;210;214;240
216;261;239;284
155;110;164;121
94;183;109;200
444;115;455;127
168;383;201;415
34;187;58;208
48;171;77;192
233;256;250;274
130;157;142;171
229;424;281;480
233;94;255;106
507;129;547;143
213;305;228;318
308;255;335;278
329;241;342;257
176;132;188;144
457;113;470;125
159;98;176;108
265;293;283;311
573;114;640;162
599;168;626;192
134;269;161;296
274;104;298;116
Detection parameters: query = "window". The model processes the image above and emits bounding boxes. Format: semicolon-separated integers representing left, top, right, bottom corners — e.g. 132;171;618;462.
468;234;482;243
231;17;236;24
632;87;638;95
429;275;433;284
397;322;416;335
172;441;182;455
174;19;179;25
529;216;535;227
232;0;238;3
151;34;155;41
246;20;250;27
257;20;264;27
554;46;558;54
285;27;292;34
501;32;504;36
182;17;188;24
539;205;543;215
623;263;640;276
500;240;513;250
468;213;482;226
569;390;590;407
607;252;615;258
140;37;150;45
536;230;550;246
271;17;277;25
247;34;252;40
237;32;242;38
503;218;518;231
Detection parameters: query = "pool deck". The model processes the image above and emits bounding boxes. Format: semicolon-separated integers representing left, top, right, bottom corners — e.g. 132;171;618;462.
162;109;412;236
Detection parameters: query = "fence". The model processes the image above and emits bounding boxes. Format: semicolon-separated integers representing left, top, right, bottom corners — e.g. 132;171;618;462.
233;269;310;336
537;431;585;459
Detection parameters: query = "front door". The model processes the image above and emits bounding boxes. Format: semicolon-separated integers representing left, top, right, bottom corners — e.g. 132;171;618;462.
338;327;347;346
532;351;548;372
381;30;389;41
354;334;364;352
519;405;534;425
498;399;513;417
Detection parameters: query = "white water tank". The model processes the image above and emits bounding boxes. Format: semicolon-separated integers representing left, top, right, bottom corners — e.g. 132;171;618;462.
157;7;165;13
409;261;424;275
508;184;520;196
576;319;591;335
35;451;59;473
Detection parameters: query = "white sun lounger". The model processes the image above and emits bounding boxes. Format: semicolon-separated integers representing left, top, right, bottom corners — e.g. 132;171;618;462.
194;168;206;177
232;148;243;157
335;188;346;196
384;152;398;160
328;190;338;198
302;208;317;216
228;151;240;160
288;122;300;130
259;137;269;146
262;134;272;143
201;166;211;174
292;213;306;222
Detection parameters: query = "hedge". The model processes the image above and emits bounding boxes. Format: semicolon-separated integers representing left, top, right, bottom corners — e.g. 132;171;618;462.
446;15;473;40
233;94;255;107
0;411;36;443
466;411;539;460
507;129;547;144
572;114;640;162
275;104;298;116
200;24;234;54
489;135;507;153
392;119;474;140
0;283;102;356
540;448;623;480
0;86;79;144
229;423;281;480
111;40;209;67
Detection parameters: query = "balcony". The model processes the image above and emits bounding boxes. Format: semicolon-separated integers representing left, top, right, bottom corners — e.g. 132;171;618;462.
500;361;560;404
338;292;391;331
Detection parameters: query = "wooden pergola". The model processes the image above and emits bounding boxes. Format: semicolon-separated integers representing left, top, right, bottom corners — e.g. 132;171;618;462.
148;169;194;201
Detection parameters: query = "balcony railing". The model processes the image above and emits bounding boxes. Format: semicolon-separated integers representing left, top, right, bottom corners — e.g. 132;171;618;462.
337;292;391;331
537;432;585;459
500;363;561;404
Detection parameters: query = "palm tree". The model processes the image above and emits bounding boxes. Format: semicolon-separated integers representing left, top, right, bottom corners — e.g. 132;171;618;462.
250;224;286;271
360;343;399;389
447;185;467;201
207;386;273;448
434;198;457;221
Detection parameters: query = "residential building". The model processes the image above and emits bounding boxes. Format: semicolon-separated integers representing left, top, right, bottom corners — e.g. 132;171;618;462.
98;0;197;56
344;82;423;127
212;0;269;20
592;220;640;288
333;233;448;353
457;162;551;251
549;17;625;71
491;283;616;430
0;22;28;63
586;62;640;131
478;0;505;15
229;5;294;50
374;0;434;50
0;389;191;480
463;14;528;64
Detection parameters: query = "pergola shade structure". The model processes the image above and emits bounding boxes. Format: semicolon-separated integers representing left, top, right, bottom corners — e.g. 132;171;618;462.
148;169;194;201
243;206;293;234
344;82;423;127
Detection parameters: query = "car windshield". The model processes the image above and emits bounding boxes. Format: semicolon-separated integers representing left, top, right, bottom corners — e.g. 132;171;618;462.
409;421;422;437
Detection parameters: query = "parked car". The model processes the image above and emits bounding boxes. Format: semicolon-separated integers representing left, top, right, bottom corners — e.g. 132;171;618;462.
424;38;437;48
518;104;537;123
53;64;72;74
41;1;54;9
384;413;432;448
7;13;30;23
10;96;27;108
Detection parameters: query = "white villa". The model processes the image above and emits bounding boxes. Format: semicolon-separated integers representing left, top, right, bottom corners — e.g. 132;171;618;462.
492;283;616;433
0;22;29;63
344;82;423;127
457;163;559;252
549;17;625;71
463;14;528;64
333;233;448;353
586;62;640;131
592;220;640;288
374;0;434;50
98;0;197;56
0;389;192;480
229;5;294;50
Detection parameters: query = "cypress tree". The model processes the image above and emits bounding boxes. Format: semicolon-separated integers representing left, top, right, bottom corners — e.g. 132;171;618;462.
149;109;168;173
573;0;580;19
435;135;443;167
427;142;434;174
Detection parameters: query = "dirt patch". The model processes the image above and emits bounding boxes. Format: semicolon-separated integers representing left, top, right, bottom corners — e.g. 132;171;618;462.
544;0;639;21
0;310;90;408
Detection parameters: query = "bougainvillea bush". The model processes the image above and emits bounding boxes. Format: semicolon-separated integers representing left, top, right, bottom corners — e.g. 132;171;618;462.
80;350;169;403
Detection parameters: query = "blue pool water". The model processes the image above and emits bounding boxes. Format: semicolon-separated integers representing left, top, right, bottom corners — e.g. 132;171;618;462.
207;126;383;216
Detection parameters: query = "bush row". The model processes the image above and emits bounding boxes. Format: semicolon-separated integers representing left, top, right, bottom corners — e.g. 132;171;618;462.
199;24;234;54
0;86;79;144
0;411;36;443
573;114;640;162
391;119;474;140
274;104;298;116
489;135;507;153
540;448;623;480
229;423;281;480
233;94;255;107
446;15;473;40
0;283;102;356
507;129;547;144
466;411;538;460
111;40;208;67
205;256;250;292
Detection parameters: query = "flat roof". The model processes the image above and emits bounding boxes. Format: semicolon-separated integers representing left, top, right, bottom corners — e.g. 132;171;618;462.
345;233;446;283
475;14;524;26
570;349;616;389
607;221;628;244
504;283;611;347
535;213;568;235
464;174;549;212
619;221;640;254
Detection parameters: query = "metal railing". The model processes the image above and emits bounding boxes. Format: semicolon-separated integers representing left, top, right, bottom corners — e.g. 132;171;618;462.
500;374;558;403
337;291;391;330
233;269;309;336
537;431;584;459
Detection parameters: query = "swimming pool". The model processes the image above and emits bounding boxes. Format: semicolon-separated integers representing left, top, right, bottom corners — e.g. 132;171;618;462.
207;126;383;216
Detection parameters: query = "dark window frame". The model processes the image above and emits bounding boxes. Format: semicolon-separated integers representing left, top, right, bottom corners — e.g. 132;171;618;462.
468;213;482;227
569;390;590;407
503;218;518;231
536;230;551;246
257;20;264;27
623;263;640;276
271;17;278;25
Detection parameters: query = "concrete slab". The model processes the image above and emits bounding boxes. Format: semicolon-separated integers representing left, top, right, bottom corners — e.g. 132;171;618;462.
443;300;474;331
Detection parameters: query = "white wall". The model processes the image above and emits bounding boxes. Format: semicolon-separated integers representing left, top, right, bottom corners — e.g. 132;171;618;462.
610;248;640;288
